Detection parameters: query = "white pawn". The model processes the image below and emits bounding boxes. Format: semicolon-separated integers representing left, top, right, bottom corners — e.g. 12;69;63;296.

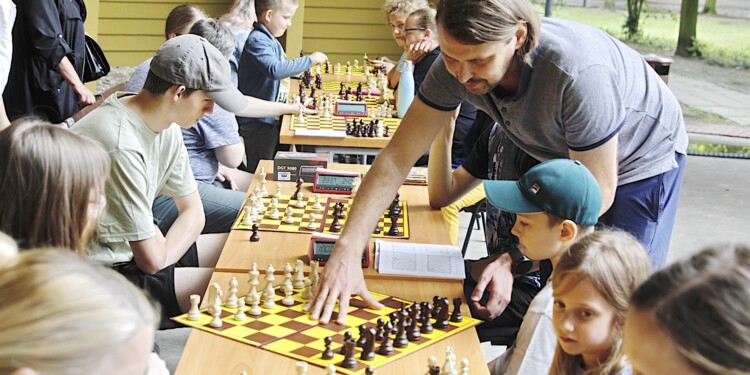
295;192;305;208
325;364;336;374
226;276;239;308
323;105;331;118
249;206;259;222
293;259;306;289
187;294;201;321
269;207;280;220
283;206;295;224
271;197;279;210
260;179;268;197
297;106;305;123
259;166;267;182
209;300;222;328
306;212;318;230
282;280;295;306
460;358;469;375
283;262;294;286
354;59;359;68
242;205;254;225
301;278;313;300
253;185;262;198
234;298;247;321
312;194;323;209
248;291;261;316
296;361;308;375
274;182;283;198
262;265;275;301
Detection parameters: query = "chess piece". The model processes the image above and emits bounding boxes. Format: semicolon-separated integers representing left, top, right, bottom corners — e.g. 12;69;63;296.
293;259;306;289
245;263;260;301
234;298;247;321
335;202;346;219
388;212;400;236
442;347;457;375
394;312;409;348
375;318;385;341
325;364;336;375
421;303;434;334
284;207;295;224
329;214;342;232
259;166;267;181
310;260;320;289
187;294;201;321
313;193;323;209
250;224;260;242
209;301;223;328
226;276;239;308
365;368;374;375
248;290;261;316
269;207;280;220
377;322;394;355
306;212;318;230
207;283;222;315
360;327;376;361
297;106;306;123
274;182;283;198
282;280;295;306
356;324;368;347
262;265;275;301
295;193;306;208
450;297;463;323
283;262;293;285
260;179;268;197
301;277;313;300
340;339;358;369
292;177;303;200
434;298;450;329
242;205;254;225
340;332;352;354
427;355;440;375
296;361;308;375
459;358;469;375
249;206;259;222
322;336;335;360
407;307;421;341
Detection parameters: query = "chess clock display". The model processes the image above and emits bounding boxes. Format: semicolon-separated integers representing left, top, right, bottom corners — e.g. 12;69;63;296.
334;100;368;117
312;168;361;194
310;238;370;267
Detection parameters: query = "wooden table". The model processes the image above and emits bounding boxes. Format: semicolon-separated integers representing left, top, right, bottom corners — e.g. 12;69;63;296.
174;161;489;375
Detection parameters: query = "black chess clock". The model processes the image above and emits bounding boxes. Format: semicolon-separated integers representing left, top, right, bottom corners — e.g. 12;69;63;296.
312;168;361;194
334;100;368;117
310;238;370;267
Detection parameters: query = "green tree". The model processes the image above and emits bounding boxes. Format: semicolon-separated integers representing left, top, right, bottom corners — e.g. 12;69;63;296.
624;0;646;38
703;0;717;14
676;0;699;56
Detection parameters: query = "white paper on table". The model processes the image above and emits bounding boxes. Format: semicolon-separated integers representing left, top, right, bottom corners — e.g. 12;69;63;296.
374;240;465;280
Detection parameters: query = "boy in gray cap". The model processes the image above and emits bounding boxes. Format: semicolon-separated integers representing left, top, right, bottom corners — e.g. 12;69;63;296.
73;34;297;326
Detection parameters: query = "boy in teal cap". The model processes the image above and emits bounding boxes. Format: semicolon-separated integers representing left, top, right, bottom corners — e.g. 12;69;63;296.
484;159;602;375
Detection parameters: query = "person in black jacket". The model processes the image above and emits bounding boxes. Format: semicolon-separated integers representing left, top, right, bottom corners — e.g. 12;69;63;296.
3;0;95;124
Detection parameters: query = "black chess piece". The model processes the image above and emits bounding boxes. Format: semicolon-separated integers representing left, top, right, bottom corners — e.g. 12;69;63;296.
340;332;353;354
373;225;382;234
407;307;421;341
292;176;304;199
310;86;316;98
393;310;409;348
336;202;346;219
356;324;367;347
384;125;390;137
360;327;376;361
375;318;385;341
315;73;322;89
420;305;433;334
321;336;334;360
429;365;440;375
387;212;400;236
329;215;342;232
339;82;345;97
434;298;450;329
365;367;375;375
340;339;358;369
450;297;464;323
249;224;260;242
377;323;394;355
325;61;330;74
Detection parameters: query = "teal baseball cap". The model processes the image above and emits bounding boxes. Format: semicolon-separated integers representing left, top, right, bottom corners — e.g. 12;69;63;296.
483;159;602;226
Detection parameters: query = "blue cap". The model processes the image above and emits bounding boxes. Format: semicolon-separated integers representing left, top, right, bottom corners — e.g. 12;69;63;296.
483;159;602;226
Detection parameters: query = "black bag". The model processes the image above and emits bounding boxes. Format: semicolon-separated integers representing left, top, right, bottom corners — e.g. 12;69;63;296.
82;35;110;82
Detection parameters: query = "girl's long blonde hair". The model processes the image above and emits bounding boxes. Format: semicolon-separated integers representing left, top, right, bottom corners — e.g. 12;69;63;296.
549;230;652;375
0;249;159;374
0;119;110;254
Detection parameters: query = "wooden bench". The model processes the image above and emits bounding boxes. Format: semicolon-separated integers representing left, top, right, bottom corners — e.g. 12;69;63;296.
67;81;126;125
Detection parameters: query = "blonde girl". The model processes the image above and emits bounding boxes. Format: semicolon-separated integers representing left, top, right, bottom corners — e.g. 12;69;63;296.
550;230;652;375
0;119;110;254
0;249;162;375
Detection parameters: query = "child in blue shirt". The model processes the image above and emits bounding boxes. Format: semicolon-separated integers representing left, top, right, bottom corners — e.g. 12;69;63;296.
237;0;327;172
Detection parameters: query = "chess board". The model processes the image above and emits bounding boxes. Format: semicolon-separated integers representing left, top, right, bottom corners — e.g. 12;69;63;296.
328;65;369;76
320;81;376;93
172;288;481;375
319;197;410;239
232;195;410;239
290;115;401;134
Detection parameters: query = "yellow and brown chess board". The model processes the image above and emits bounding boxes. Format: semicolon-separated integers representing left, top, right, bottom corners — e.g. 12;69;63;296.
290;115;400;134
172;288;480;375
232;195;410;239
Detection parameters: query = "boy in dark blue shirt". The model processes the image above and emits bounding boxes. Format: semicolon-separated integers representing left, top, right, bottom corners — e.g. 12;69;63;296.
237;0;327;172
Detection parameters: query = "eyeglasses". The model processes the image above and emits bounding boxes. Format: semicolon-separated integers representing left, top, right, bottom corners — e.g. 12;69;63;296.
404;27;426;35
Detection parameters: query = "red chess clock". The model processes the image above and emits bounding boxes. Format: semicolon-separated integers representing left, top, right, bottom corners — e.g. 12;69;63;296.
312;168;361;194
334;100;368;117
310;238;370;267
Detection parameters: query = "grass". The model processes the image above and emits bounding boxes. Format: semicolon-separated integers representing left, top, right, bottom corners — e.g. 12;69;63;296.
544;5;750;68
688;141;750;155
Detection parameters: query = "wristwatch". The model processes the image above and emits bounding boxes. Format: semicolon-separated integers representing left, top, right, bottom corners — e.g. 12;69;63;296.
509;247;533;275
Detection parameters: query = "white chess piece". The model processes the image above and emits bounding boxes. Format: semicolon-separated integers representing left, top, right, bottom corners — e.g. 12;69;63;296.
354;59;359;68
295;192;305;208
460;358;469;375
310;261;320;290
187;294;201;321
248;291;261;316
296;361;308;375
234;298;247;321
269;207;280;220
274;182;283;198
301;278;313;300
282;280;295;306
306;212;318;230
283;262;293;286
209;301;222;328
259;166;267;181
254;186;262;198
242;205;254;225
249;206;259;222
226;276;239;308
313;194;323;209
283;207;295;224
262;265;275;301
207;283;222;315
293;259;306;289
245;263;260;302
297;106;306;123
325;364;336;374
260;180;268;197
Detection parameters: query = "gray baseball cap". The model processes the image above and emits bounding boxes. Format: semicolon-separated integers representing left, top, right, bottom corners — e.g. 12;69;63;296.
149;34;247;113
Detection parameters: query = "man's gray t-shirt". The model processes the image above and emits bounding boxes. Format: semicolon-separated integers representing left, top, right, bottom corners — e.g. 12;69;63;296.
419;18;687;185
126;58;243;184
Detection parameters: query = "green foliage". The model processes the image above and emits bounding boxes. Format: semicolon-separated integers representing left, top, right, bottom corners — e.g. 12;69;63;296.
624;0;647;38
688;142;750;155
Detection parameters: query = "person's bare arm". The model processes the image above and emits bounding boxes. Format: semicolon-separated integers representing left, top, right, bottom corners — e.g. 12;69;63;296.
309;99;457;324
233;97;314;118
569;135;618;215
427;119;481;208
130;191;205;274
57;56;95;105
387;63;402;90
214;144;244;169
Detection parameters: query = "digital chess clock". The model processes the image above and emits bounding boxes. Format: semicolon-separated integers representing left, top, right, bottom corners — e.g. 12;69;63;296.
313;168;361;194
334;100;368;117
310;238;370;267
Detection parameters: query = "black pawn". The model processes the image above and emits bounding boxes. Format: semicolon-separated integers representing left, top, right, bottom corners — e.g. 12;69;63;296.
384;125;390;137
356;324;367;347
407;308;421;341
336;202;346;219
375;318;385;341
373;225;382;234
340;339;358;369
365;367;375;375
249;224;260;242
420;306;433;334
377;323;394;355
321;336;334;359
450;297;464;323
